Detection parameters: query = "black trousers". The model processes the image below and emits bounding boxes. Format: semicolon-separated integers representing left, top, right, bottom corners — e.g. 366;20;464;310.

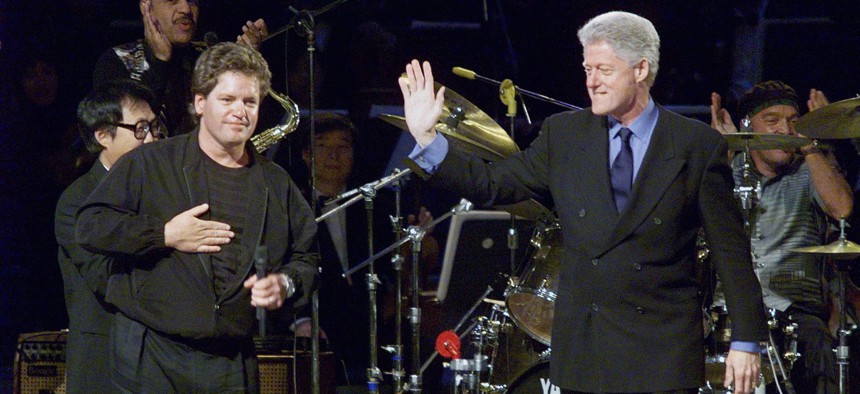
110;312;259;393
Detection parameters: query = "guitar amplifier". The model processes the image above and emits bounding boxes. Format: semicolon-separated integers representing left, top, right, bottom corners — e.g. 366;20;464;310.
255;335;336;394
13;331;67;394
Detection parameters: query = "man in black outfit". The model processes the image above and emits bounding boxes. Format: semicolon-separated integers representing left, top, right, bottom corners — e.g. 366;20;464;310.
92;0;268;135
76;42;318;393
55;79;161;393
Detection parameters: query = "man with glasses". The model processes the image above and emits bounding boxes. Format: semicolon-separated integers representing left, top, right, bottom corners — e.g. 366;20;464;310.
76;42;318;392
93;0;268;135
54;79;161;393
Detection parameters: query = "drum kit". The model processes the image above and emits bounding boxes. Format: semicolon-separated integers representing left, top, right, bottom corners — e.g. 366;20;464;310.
377;78;563;392
703;96;860;394
378;75;860;392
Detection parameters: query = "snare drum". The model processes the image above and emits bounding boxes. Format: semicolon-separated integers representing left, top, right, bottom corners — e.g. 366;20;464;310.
505;222;562;346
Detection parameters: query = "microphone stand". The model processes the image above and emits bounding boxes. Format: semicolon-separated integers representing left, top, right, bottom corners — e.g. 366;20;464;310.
345;199;475;393
293;11;322;394
499;79;519;274
452;67;581;111
262;3;349;393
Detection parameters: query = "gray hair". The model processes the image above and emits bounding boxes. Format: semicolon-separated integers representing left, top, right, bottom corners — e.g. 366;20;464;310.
577;11;660;87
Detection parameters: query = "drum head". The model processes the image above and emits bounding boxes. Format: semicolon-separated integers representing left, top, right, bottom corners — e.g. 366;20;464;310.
505;223;562;346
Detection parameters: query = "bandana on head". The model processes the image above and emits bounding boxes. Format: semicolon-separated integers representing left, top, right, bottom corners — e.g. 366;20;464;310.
737;80;800;119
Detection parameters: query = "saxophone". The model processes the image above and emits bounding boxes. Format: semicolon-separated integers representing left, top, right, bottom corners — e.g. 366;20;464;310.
251;88;301;153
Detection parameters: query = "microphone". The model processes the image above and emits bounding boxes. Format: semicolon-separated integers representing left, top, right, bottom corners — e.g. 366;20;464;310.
254;245;269;338
204;31;219;47
452;66;476;80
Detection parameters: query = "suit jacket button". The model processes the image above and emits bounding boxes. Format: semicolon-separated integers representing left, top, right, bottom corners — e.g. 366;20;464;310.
653;217;662;225
633;263;642;271
579;209;586;217
635;306;645;314
591;258;599;266
591;302;599;311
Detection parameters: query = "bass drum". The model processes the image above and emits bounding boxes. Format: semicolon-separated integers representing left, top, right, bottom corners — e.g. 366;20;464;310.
505;360;559;394
505;222;563;346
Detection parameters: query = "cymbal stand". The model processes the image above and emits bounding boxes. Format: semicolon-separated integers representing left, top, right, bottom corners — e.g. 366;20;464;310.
317;169;413;393
361;184;383;393
387;175;406;393
832;219;854;394
347;199;475;393
734;134;761;237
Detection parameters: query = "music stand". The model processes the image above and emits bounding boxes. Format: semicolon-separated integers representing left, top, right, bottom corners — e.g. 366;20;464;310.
435;210;535;319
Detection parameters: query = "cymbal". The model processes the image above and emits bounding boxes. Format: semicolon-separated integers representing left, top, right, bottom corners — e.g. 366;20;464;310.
796;97;860;139
384;80;518;161
722;132;810;151
382;81;554;219
790;239;860;259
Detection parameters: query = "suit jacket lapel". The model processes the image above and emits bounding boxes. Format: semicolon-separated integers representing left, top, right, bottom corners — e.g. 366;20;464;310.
604;106;685;251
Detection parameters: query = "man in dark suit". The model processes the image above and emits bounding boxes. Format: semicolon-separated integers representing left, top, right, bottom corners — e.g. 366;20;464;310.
399;11;768;394
55;79;161;393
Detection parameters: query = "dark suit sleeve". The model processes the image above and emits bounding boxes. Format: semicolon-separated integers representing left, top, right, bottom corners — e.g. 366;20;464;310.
698;137;768;342
427;116;554;208
76;155;168;257
56;186;112;296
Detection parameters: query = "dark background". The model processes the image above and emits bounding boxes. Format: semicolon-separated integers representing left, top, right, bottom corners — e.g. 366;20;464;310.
1;0;859;390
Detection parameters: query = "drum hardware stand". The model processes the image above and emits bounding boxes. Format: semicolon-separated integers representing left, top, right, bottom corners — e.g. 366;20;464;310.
386;175;407;393
363;183;382;393
763;314;796;394
420;274;509;375
831;220;855;394
320;168;413;393
347;199;475;393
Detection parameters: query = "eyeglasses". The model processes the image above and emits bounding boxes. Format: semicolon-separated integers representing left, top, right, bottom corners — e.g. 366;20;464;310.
112;120;164;140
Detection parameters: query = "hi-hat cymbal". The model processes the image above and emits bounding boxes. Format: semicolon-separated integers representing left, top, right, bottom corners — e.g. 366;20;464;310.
796;97;860;139
790;239;860;259
723;132;811;151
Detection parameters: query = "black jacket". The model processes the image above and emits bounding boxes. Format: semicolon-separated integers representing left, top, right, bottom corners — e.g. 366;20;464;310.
55;161;113;393
76;131;319;340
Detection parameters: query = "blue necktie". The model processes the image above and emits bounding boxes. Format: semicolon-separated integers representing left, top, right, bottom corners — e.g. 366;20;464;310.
611;127;633;213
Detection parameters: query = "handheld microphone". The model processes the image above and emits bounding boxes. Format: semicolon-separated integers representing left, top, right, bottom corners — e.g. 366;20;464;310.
254;245;269;338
